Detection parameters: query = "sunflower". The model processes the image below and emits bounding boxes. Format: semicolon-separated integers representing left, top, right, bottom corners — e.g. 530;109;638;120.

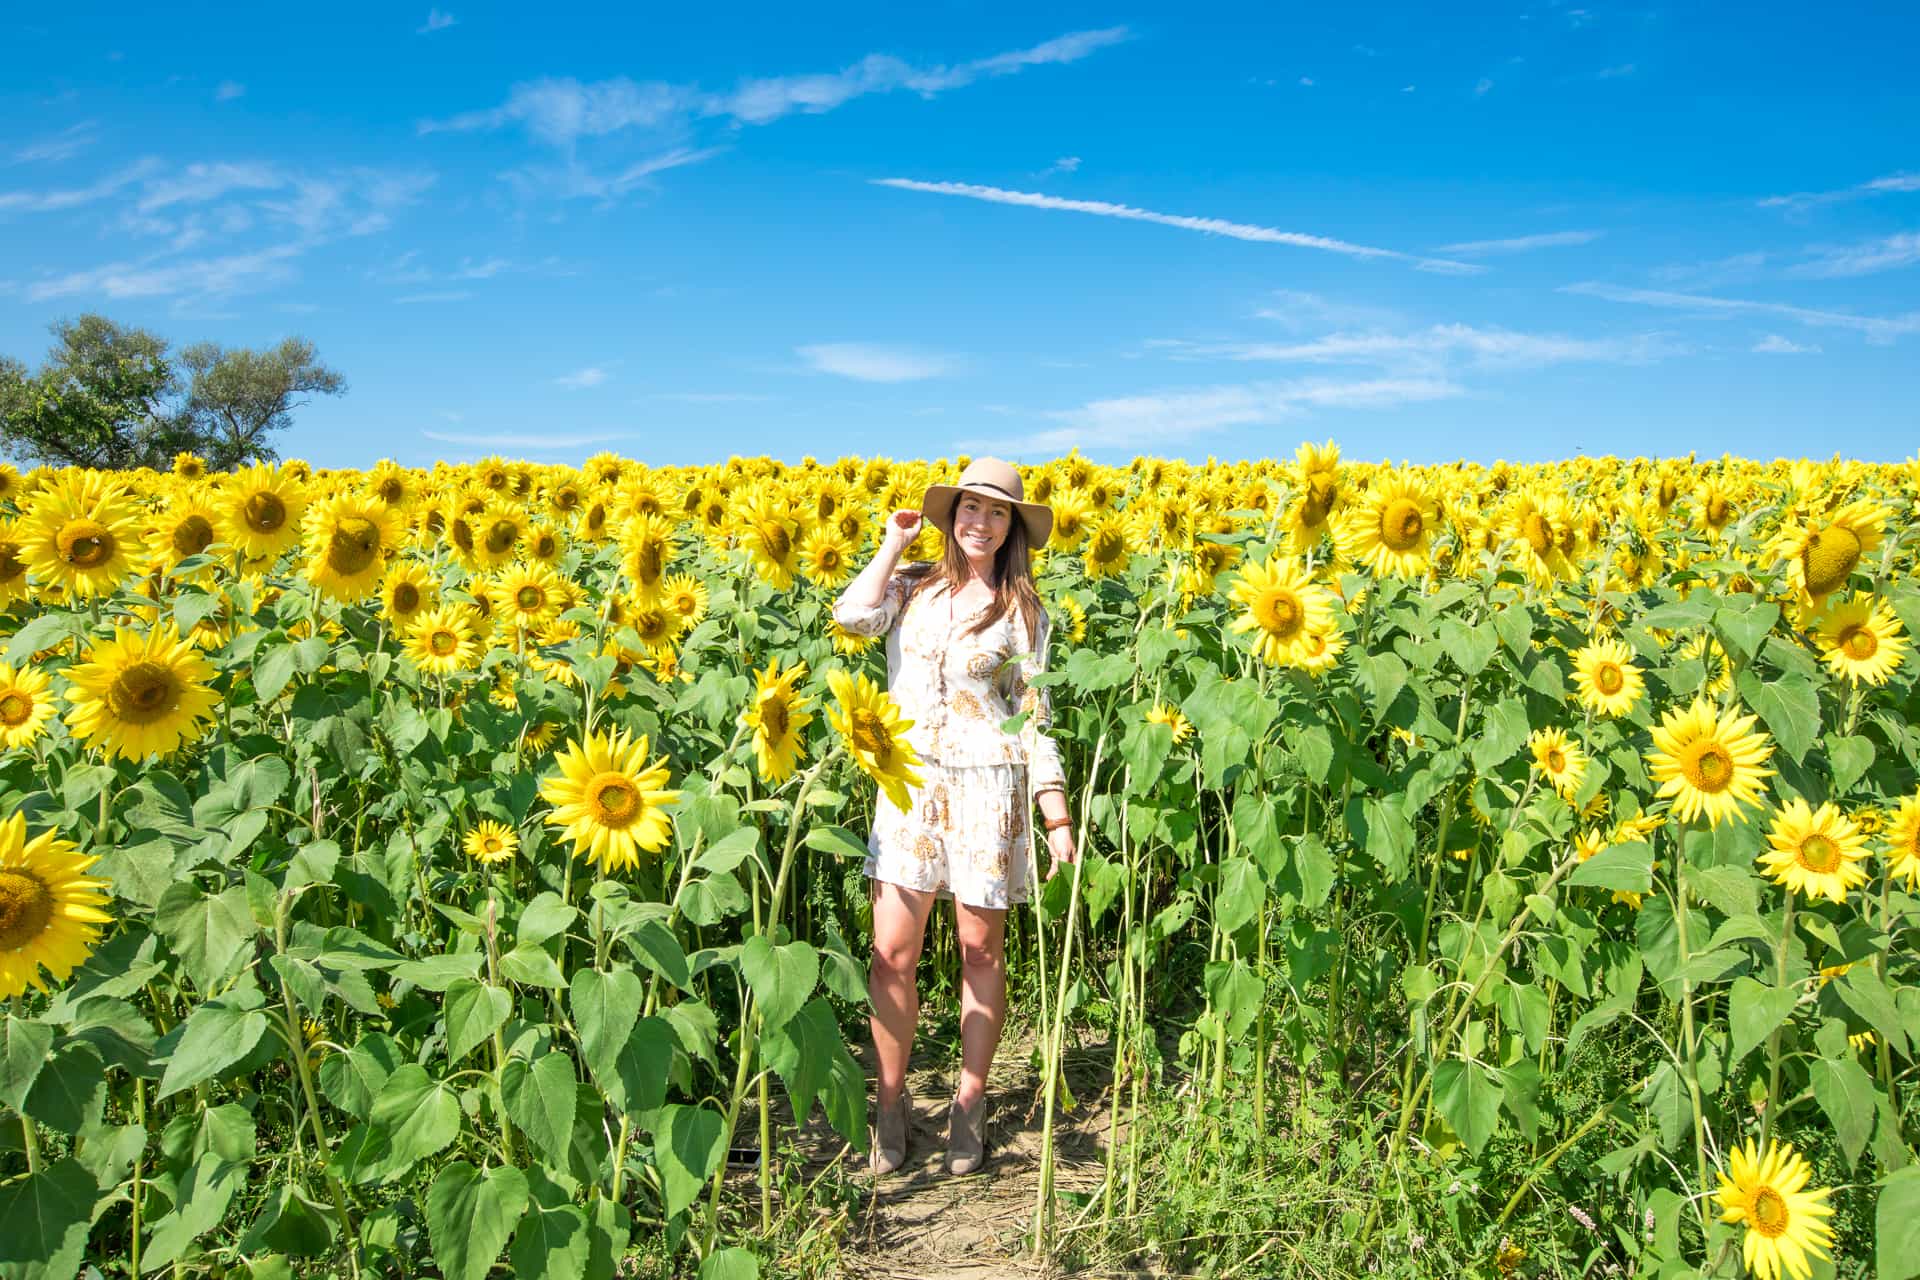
0;520;28;609
0;814;114;1000
63;626;221;761
1048;490;1095;551
1227;555;1336;668
528;620;583;687
496;562;566;632
1813;595;1907;686
1054;593;1088;646
1880;791;1920;889
739;493;801;591
1572;638;1645;717
660;572;709;628
1147;703;1193;745
742;661;814;784
146;493;224;575
303;494;402;602
20;473;141;599
1082;514;1133;580
620;514;676;601
829;618;881;657
405;606;482;677
1528;727;1589;800
539;728;679;874
627;602;686;655
1769;498;1887;608
1757;797;1870;903
1694;482;1737;540
1336;470;1436;579
489;667;520;712
463;820;519;866
638;645;693;684
379;561;438;629
366;459;414;509
825;667;924;812
1714;1138;1835;1280
1645;697;1775;828
523;521;566;565
1502;489;1576;590
1680;633;1735;697
1295;622;1347;676
470;505;529;571
799;525;856;589
0;663;57;749
220;464;309;561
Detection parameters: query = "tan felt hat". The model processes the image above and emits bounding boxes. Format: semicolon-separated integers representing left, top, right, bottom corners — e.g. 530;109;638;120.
922;457;1053;548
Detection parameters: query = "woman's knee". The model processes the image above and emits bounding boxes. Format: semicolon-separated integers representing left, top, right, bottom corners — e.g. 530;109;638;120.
958;937;1004;974
872;936;923;978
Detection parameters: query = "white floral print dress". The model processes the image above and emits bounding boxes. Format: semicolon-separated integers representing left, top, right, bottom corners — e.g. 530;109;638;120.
831;571;1068;909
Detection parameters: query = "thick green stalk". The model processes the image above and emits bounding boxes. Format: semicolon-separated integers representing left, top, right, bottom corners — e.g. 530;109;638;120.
1758;893;1796;1152
1669;832;1712;1238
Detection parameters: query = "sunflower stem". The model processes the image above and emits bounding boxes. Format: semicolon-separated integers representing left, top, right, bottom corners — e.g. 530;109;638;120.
19;1113;38;1172
1759;893;1795;1153
1669;825;1714;1240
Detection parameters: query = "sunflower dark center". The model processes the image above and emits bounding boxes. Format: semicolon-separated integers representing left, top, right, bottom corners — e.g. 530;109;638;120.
1522;513;1553;555
587;774;641;828
763;695;789;739
1749;1187;1788;1236
327;516;382;575
0;690;31;727
0;870;54;949
173;515;215;558
484;520;518;556
1684;741;1733;793
107;662;182;724
391;583;421;613
516;586;544;611
59;520;115;569
1596;664;1625;695
1257;590;1303;639
850;708;892;758
1798;833;1841;874
1381;499;1424;551
243;492;287;534
428;629;459;656
1841;625;1878;660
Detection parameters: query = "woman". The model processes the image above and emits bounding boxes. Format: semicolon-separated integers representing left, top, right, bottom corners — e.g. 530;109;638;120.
831;457;1077;1177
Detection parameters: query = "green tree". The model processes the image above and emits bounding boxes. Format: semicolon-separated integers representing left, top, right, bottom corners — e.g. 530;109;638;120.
0;314;346;472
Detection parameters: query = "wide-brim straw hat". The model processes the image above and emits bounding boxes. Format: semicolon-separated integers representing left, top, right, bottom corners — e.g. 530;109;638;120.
922;457;1053;548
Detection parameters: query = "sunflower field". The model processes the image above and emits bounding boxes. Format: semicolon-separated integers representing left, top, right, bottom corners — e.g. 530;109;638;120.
2;447;1919;1279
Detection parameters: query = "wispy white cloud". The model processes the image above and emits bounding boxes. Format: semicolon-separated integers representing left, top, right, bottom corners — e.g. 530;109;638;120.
498;146;725;203
1152;323;1676;372
420;27;1129;146
0;157;161;213
454;257;512;279
1474;77;1494;96
959;377;1462;454
215;81;246;103
872;178;1473;273
1650;251;1768;287
555;366;609;390
1298;76;1315;87
25;243;306;302
651;391;774;403
1037;155;1081;178
1435;229;1604;256
1252;290;1407;333
1788;232;1920;279
137;161;282;212
421;429;629;450
1753;334;1820;354
417;9;456;33
394;290;473;304
1596;63;1636;79
798;343;961;382
1760;170;1920;212
11;123;99;164
1563;281;1920;343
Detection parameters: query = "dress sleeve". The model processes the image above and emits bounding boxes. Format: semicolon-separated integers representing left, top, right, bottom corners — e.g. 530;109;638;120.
831;571;914;638
1011;610;1068;796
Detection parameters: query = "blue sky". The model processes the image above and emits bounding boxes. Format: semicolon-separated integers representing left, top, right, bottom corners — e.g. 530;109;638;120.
3;2;1917;470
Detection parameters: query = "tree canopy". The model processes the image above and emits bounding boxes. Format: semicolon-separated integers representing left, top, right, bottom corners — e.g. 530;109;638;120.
0;314;345;472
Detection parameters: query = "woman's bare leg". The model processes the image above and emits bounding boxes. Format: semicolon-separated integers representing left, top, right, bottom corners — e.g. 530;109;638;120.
870;880;936;1106
953;901;1008;1110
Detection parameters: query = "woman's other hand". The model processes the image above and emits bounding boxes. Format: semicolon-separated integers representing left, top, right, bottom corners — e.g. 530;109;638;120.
1044;823;1077;878
886;508;922;547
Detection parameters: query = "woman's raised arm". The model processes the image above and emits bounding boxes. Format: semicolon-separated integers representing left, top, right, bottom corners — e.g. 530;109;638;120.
831;509;920;635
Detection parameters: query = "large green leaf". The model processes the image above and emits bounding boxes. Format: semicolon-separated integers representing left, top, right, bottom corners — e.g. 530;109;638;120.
425;1162;530;1280
1735;670;1818;765
1202;960;1263;1041
699;1248;761;1280
1212;856;1265;937
1728;977;1800;1065
1567;840;1654;894
1879;1166;1920;1280
1432;1059;1504;1156
358;1063;463;1181
570;968;643;1086
316;1032;403;1120
0;1157;96;1275
761;997;864;1143
512;1197;592;1280
0;1015;54;1111
153;881;257;990
625;919;692;993
25;1042;107;1135
160;999;269;1099
143;1152;248;1271
1810;1056;1877;1169
444;979;512;1065
739;936;818;1034
655;1104;725;1220
501;1054;579;1168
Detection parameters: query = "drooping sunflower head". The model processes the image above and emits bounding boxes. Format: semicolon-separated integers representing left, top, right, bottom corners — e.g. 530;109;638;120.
621;514;676;598
1813;595;1907;686
1082;513;1133;580
1645;696;1775;828
742;660;814;784
539;727;679;875
0;519;32;608
62;625;222;762
1713;1138;1835;1280
1758;797;1870;904
1770;498;1887;606
1147;702;1193;745
0;813;115;1000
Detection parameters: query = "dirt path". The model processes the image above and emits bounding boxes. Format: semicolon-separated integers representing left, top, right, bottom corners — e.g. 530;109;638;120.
783;1029;1126;1279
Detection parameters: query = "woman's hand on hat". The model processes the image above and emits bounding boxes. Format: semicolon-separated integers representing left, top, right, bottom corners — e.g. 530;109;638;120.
885;509;922;547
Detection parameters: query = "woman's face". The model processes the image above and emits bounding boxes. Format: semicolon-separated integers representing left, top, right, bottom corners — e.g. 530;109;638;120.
953;492;1013;564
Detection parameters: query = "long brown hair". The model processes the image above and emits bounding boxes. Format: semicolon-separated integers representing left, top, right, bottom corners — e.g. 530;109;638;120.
897;495;1047;649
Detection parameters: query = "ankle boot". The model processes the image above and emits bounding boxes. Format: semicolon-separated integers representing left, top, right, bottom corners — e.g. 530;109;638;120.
947;1093;986;1176
871;1088;911;1175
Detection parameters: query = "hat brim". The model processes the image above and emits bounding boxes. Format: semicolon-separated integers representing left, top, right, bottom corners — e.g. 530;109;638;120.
923;483;1053;549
